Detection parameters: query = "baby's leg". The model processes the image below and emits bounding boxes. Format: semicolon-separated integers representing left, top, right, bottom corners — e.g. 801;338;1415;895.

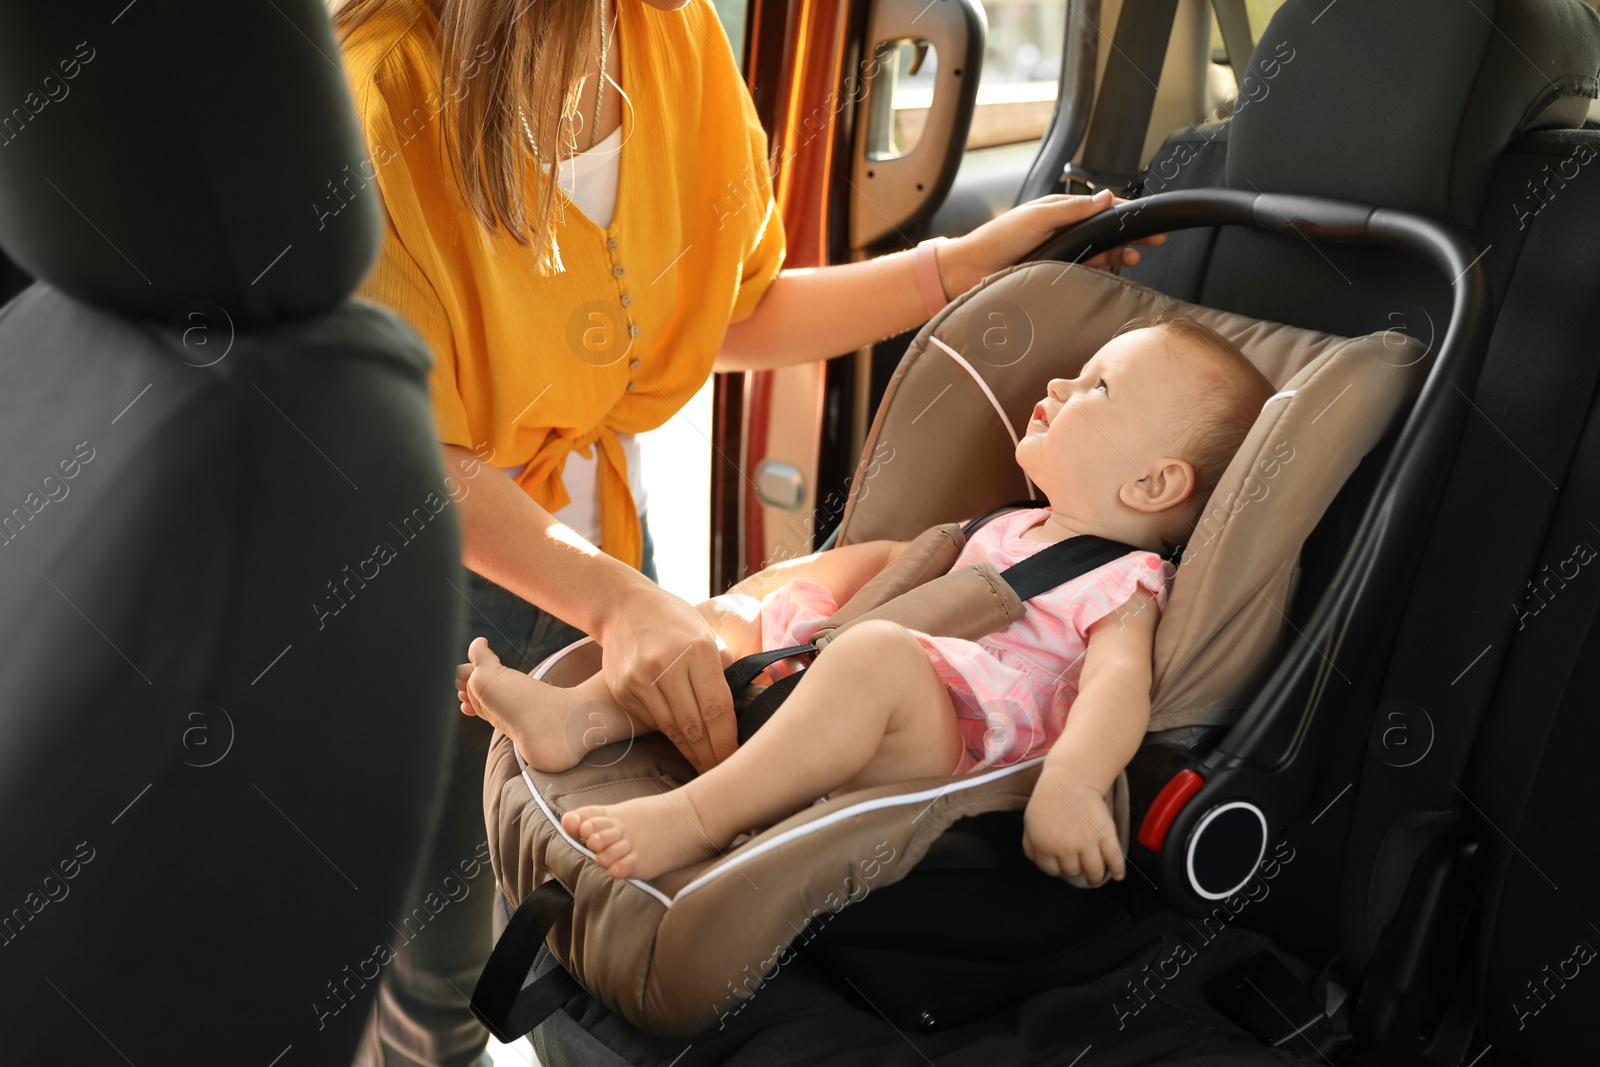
562;619;962;880
461;637;654;773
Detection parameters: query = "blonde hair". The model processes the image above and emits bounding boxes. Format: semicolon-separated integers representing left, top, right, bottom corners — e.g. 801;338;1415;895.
1114;309;1275;547
327;0;602;274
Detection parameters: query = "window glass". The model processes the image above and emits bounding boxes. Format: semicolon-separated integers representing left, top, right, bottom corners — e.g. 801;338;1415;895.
884;0;1297;153
1208;0;1289;62
969;0;1067;149
886;0;1069;152
1206;0;1288;117
709;0;747;66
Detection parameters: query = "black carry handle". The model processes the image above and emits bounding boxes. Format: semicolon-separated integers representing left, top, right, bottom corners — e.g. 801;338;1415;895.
1024;188;1491;772
469;881;583;1043
1023;188;1494;916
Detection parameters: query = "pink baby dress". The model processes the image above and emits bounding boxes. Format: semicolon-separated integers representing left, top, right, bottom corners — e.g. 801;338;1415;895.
757;508;1175;775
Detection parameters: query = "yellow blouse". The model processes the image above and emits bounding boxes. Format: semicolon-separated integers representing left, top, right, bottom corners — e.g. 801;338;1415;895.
339;0;786;570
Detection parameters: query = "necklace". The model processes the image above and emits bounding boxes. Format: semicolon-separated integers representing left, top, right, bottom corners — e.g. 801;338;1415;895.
519;0;618;161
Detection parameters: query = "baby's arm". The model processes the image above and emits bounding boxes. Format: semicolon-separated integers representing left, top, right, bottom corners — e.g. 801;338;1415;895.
1021;587;1159;886
725;538;910;607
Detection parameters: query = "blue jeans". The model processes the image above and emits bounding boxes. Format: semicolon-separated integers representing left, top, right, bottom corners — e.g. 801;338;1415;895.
360;514;656;1067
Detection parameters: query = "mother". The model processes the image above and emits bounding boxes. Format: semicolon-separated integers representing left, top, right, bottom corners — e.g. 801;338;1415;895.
332;0;1149;1061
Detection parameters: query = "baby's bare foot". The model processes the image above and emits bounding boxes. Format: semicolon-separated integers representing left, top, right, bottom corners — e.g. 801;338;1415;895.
562;791;727;881
463;637;591;772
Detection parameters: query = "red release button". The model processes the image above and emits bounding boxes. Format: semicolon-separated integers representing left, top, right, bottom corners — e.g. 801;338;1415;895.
1137;768;1205;853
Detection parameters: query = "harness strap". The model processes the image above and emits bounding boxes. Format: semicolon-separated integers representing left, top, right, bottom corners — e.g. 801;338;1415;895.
724;643;817;699
469;881;581;1042
726;513;1144;736
475;518;1152;1042
736;668;808;745
1002;533;1143;601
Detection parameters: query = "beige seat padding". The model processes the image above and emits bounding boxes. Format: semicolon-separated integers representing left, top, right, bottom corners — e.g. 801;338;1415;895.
835;262;1431;729
483;262;1432;1036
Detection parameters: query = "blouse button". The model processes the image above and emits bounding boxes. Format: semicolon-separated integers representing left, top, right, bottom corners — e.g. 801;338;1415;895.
628;323;641;338
625;381;635;393
606;237;619;251
628;358;641;370
620;293;633;307
612;265;625;278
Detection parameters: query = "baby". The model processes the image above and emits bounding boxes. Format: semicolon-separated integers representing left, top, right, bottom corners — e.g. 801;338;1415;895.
459;311;1274;887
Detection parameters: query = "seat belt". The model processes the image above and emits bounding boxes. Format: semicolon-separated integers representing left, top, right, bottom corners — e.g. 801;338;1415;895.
1212;0;1255;89
727;522;1144;740
1067;0;1180;193
1065;0;1256;195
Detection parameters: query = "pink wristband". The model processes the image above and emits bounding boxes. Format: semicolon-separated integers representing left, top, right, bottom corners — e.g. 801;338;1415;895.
914;236;951;317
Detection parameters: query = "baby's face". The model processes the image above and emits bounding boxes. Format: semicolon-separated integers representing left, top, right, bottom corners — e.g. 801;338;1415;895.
1015;327;1200;510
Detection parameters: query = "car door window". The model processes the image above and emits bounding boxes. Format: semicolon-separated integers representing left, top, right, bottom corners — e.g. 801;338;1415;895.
710;0;747;65
884;0;1069;152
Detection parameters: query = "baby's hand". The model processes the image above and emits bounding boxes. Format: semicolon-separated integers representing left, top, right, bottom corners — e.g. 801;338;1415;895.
1021;768;1125;886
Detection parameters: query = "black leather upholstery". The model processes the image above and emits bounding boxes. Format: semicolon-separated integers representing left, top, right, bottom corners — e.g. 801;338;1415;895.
0;1;461;1063
1225;0;1600;229
1122;0;1600;1058
0;2;379;324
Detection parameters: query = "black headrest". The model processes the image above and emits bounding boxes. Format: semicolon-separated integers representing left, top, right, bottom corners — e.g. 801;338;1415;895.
1228;0;1600;229
0;1;378;326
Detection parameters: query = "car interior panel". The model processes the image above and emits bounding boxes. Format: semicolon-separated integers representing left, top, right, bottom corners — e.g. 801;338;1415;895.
6;0;1600;1064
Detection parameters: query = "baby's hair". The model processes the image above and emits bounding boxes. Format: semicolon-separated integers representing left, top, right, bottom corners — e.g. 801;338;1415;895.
1113;308;1276;549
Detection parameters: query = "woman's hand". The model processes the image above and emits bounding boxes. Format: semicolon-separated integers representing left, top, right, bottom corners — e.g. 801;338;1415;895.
597;583;736;774
937;188;1167;302
1021;767;1126;887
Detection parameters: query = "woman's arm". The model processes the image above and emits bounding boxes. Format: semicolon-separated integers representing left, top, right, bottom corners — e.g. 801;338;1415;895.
1020;587;1160;884
445;445;736;773
716;191;1163;374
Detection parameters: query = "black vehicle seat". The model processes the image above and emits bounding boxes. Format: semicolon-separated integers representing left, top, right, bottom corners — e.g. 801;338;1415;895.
0;248;26;305
0;2;463;1062
1118;0;1600;1057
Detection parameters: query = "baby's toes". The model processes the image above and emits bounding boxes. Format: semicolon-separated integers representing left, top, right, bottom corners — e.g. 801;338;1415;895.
583;824;625;852
466;636;502;671
598;841;636;878
562;807;599;838
456;665;478;715
563;807;612;840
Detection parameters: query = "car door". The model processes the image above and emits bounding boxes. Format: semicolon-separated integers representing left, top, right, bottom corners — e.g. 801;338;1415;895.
709;0;1286;593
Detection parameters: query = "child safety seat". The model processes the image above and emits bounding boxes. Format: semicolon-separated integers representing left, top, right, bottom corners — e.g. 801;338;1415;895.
474;225;1479;1037
491;0;1600;1060
0;2;464;1062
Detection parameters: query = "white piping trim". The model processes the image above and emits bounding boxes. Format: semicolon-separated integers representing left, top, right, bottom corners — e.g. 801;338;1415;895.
927;335;1037;500
513;639;1046;909
515;637;676;909
1263;388;1296;407
670;757;1045;904
515;746;676;910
